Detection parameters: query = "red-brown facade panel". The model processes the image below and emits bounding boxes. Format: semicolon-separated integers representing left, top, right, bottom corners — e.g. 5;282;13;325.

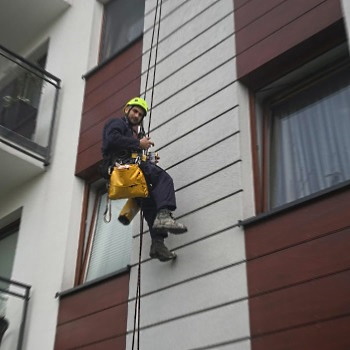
244;187;350;350
235;0;287;32
247;227;350;294
75;39;143;179
54;273;130;349
233;0;343;88
245;189;350;259
250;270;350;334
252;316;350;350
234;1;348;349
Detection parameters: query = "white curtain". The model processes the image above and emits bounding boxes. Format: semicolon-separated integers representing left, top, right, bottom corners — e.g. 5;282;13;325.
270;68;350;208
85;195;132;282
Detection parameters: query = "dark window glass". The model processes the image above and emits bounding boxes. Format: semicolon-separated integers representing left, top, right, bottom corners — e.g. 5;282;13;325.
101;0;145;62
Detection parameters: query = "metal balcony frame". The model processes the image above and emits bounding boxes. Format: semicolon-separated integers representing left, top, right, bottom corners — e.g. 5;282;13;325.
0;44;61;165
0;276;31;350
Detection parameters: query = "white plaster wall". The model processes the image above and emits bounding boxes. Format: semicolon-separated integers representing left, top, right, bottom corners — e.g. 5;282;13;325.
0;1;103;349
236;83;256;220
341;0;350;44
127;1;251;349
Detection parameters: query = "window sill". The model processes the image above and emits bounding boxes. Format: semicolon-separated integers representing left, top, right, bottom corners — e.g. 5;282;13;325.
56;266;130;299
239;179;350;227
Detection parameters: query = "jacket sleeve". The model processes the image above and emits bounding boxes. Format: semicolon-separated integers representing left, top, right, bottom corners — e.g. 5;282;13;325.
103;118;141;153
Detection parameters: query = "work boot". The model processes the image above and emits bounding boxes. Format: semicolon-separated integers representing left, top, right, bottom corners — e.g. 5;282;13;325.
152;209;187;234
149;239;177;262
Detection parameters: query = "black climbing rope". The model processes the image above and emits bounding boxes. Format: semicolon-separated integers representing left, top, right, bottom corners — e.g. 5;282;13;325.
131;0;163;348
145;0;163;137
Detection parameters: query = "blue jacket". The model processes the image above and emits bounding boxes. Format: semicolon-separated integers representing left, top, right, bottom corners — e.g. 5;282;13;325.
102;116;142;159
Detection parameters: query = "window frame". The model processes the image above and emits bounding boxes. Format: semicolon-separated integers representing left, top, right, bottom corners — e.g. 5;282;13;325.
0;220;20;241
75;181;134;286
252;52;350;214
77;184;101;284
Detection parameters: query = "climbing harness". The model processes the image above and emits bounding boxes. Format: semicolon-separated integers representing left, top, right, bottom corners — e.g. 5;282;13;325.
131;0;164;349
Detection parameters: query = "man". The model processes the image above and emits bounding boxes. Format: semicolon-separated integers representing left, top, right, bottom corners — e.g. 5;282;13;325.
102;97;187;262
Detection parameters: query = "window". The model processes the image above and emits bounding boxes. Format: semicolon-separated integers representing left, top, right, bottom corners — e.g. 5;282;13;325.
254;47;350;211
0;221;19;315
78;185;133;283
100;0;145;62
0;221;19;280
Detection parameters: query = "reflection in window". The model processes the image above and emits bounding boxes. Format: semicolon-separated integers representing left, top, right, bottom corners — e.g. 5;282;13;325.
100;0;145;62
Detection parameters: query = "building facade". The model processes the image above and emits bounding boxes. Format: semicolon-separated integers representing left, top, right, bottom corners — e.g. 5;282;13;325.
0;0;349;349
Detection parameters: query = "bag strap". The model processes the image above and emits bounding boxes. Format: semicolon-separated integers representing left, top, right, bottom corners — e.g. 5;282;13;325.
103;196;112;223
103;181;112;223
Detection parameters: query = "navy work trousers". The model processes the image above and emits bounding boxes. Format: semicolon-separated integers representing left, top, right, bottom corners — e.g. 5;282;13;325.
138;162;177;239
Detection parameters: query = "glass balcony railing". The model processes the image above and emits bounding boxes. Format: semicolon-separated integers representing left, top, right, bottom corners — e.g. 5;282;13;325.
0;276;31;350
0;44;60;165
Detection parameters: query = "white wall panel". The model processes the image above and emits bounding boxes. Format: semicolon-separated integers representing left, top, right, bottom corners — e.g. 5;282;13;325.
155;108;239;167
142;0;236;128
149;83;237;148
154;32;235;99
157;15;235;83
158;0;233;60
126;300;250;350
168;134;240;189
174;162;241;216
130;226;245;297
129;0;250;349
131;192;243;263
160;0;216;39
341;0;350;42
128;264;247;328
220;340;251;350
151;59;237;126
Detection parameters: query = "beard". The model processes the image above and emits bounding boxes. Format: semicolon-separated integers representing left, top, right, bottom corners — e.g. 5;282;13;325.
128;116;141;125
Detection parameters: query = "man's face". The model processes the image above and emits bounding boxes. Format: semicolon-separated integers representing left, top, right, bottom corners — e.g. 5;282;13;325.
126;105;145;125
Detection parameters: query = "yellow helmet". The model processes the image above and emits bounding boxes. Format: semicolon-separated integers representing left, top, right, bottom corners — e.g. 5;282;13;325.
124;97;148;116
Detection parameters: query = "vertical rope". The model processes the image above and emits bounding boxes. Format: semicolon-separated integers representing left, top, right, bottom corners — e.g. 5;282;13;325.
137;214;144;350
147;0;163;137
131;1;163;348
131;213;144;350
142;0;160;102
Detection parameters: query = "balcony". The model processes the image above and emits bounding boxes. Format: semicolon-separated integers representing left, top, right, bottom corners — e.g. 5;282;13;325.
0;0;71;55
0;276;31;350
0;45;61;196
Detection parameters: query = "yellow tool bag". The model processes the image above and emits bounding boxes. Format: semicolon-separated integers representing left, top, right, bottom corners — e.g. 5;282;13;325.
108;164;149;200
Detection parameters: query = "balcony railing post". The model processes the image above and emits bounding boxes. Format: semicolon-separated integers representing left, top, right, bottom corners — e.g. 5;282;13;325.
16;286;30;350
0;276;31;350
44;80;61;165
